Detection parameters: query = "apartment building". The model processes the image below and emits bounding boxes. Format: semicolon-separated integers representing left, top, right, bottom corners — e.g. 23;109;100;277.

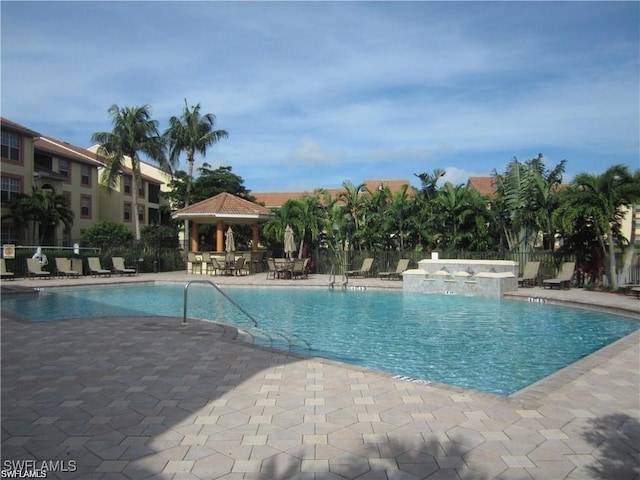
1;117;170;246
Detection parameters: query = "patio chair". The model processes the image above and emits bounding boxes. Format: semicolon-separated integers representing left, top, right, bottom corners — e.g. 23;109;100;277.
233;257;249;276
266;258;285;279
26;258;51;279
187;251;202;274
201;252;216;275
210;257;225;276
347;257;374;278
518;261;540;288
543;262;575;290
379;258;410;280
55;257;80;278
112;257;136;276
1;258;14;280
290;258;308;279
87;257;111;277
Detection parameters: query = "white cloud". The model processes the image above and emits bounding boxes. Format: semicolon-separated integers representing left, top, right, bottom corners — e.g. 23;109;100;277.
287;138;344;166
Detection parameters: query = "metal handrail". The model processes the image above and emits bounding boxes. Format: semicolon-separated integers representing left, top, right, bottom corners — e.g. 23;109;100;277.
183;280;258;327
328;264;348;290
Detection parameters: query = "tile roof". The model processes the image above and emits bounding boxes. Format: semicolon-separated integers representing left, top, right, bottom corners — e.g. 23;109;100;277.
466;176;497;198
172;192;273;224
253;179;412;208
0;117;41;137
35;136;105;167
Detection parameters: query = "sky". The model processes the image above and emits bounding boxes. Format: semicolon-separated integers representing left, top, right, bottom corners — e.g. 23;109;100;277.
2;1;639;193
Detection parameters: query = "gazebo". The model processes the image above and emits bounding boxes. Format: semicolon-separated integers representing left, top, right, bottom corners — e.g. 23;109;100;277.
171;192;273;252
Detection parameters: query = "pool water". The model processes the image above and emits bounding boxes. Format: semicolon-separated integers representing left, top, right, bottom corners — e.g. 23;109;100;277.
2;284;638;395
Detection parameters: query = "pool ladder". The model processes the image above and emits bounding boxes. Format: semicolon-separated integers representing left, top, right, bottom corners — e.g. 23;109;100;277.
183;279;258;326
328;264;348;290
183;280;312;351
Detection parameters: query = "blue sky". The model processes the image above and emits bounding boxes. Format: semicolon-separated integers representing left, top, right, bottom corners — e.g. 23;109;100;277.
2;1;638;192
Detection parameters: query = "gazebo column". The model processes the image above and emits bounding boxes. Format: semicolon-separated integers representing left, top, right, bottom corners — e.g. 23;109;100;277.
190;222;199;252
252;223;260;252
216;220;224;253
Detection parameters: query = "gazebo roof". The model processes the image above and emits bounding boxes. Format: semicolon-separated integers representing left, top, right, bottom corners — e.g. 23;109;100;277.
172;192;273;225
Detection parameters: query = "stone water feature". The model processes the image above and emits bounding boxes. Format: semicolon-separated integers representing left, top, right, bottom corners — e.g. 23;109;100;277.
402;258;518;298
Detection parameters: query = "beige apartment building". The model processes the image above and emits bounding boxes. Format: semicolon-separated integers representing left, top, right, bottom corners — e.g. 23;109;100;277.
1;117;171;247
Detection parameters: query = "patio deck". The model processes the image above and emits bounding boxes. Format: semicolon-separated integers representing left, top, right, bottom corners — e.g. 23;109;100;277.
1;272;638;479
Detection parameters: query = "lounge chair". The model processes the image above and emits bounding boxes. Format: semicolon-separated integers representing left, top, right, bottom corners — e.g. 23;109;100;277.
87;257;111;277
518;261;540;287
112;257;136;276
543;262;575;290
1;259;14;280
347;257;374;278
379;258;410;280
55;257;80;278
26;258;51;279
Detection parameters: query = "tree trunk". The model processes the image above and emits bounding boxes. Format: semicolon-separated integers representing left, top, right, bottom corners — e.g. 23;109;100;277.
606;228;617;289
184;158;194;253
130;158;142;241
620;219;637;286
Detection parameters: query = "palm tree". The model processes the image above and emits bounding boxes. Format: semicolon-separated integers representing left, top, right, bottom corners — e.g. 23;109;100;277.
493;155;566;253
290;195;324;256
263;200;297;251
92;104;170;240
554;164;640;289
31;189;74;244
165;99;228;249
4;188;74;244
337;181;365;250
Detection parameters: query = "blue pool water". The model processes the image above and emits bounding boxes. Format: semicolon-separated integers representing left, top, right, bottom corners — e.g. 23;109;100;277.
2;284;638;395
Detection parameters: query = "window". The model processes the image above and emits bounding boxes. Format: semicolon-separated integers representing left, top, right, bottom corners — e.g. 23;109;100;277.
138;206;144;222
138;181;145;199
81;165;91;186
59;159;70;179
80;195;91;218
1;176;21;203
124;203;132;222
123;175;132;194
62;227;71;247
1;131;20;161
148;183;160;204
1;226;19;245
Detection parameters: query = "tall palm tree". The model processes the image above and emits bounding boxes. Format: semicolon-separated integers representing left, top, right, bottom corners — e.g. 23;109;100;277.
92;104;170;240
337;181;365;250
165;99;228;249
554;164;640;289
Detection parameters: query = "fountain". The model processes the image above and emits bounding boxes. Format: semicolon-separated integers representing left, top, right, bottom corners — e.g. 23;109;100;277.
402;255;518;298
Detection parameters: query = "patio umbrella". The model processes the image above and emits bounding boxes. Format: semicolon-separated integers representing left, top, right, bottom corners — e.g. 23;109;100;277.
225;227;235;253
284;224;296;259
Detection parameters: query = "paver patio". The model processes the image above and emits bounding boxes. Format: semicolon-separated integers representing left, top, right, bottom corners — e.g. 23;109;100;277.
1;272;638;479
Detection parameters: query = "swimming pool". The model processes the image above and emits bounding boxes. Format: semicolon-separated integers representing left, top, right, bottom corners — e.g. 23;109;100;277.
2;283;638;395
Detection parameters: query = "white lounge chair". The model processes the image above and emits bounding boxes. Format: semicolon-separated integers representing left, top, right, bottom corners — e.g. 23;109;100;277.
55;257;80;278
1;258;15;280
87;257;111;277
112;257;136;276
26;258;51;279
